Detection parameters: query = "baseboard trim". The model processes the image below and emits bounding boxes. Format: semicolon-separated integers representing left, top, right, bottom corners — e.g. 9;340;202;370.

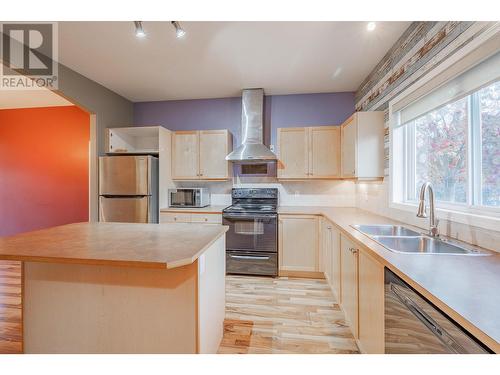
279;270;325;279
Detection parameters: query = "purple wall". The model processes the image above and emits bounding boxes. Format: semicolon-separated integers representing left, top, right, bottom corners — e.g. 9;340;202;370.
133;92;355;147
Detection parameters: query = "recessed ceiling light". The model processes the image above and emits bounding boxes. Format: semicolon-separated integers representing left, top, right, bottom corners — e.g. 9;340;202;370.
367;22;376;32
134;21;146;38
171;21;186;38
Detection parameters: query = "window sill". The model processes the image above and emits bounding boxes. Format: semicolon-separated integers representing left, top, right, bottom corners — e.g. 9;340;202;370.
389;201;500;233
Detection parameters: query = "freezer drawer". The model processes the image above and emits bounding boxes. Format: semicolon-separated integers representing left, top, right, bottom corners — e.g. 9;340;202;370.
226;251;277;276
99;155;154;196
99;196;157;223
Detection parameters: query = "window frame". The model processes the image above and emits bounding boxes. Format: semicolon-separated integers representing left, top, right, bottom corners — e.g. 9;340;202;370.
388;29;500;232
396;86;500;216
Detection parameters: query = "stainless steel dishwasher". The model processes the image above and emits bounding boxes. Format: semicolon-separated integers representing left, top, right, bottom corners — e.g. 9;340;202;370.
384;268;492;354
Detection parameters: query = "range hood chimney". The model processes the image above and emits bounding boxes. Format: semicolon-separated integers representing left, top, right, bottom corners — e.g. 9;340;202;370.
225;88;277;162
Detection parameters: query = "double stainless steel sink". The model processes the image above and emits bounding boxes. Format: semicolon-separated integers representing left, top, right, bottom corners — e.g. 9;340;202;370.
352;224;490;256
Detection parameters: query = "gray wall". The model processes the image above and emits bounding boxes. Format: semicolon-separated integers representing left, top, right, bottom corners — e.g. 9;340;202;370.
56;64;134;154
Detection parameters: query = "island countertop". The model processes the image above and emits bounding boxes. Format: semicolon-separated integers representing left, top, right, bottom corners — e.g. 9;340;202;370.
0;222;228;269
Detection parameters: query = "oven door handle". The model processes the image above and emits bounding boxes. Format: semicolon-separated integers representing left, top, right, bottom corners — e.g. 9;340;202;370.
228;254;271;261
223;213;277;219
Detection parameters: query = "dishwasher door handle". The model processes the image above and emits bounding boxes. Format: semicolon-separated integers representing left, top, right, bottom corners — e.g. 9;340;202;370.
390;283;466;354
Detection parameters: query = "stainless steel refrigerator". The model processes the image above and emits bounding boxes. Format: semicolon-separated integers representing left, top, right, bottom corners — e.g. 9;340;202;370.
99;155;159;223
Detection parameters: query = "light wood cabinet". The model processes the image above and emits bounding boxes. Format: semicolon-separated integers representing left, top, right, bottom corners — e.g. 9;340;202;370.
199;130;232;179
277;127;308;179
160;212;222;224
358;250;385;354
106;126;161;154
279;215;319;275
340;234;359;338
341;111;385;179
320;218;331;277
172;130;232;180
331;225;342;302
320;219;341;302
277;126;340;179
172;131;199;179
310;127;341;178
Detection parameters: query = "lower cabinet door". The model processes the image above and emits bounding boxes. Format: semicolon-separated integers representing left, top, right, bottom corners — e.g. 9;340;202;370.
340;234;359;338
358;250;385;353
226;251;278;276
279;215;319;273
331;226;342;302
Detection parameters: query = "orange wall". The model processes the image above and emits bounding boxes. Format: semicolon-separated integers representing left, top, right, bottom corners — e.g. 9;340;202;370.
0;106;90;237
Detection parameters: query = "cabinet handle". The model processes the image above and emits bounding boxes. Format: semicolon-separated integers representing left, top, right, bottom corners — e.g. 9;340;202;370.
174;217;177;221
349;247;358;254
204;218;208;222
327;226;332;230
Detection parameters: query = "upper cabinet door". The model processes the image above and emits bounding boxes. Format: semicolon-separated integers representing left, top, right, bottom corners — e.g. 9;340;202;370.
199;130;232;180
172;131;199;179
310;127;341;178
341;116;357;178
277;128;308;179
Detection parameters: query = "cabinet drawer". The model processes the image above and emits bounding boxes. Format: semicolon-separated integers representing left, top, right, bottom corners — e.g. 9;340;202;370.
160;212;192;223
226;251;278;276
191;214;222;224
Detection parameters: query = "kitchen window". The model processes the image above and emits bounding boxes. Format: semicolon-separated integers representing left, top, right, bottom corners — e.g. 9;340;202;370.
391;48;500;217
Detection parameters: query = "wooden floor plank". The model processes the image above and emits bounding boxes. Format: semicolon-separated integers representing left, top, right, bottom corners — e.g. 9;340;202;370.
218;275;359;354
0;260;22;354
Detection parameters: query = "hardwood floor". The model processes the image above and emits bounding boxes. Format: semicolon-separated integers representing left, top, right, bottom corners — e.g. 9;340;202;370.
218;275;359;354
0;261;22;354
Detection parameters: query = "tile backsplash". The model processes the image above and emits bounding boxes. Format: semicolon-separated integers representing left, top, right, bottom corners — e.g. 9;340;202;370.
174;177;356;207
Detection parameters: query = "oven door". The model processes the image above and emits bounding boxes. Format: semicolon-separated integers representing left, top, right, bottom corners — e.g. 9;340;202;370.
223;213;277;253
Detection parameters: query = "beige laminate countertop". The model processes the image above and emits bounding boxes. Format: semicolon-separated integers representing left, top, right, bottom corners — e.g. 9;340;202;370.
0;222;228;269
279;206;500;353
160;205;228;214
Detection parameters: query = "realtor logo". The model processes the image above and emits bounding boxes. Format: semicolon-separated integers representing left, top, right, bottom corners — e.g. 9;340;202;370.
1;22;58;90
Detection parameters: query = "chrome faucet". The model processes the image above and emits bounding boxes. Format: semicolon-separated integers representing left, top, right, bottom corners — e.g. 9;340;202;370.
416;182;439;237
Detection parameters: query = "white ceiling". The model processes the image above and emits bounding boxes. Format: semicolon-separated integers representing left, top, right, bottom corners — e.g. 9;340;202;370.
58;21;410;102
0;89;73;109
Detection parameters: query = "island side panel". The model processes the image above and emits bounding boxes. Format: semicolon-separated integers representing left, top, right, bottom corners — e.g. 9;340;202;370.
197;235;226;353
23;261;198;353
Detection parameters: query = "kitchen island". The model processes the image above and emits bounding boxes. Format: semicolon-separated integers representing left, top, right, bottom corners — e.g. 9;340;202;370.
0;222;228;354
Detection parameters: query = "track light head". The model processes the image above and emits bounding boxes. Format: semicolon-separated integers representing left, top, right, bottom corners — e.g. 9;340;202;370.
171;21;186;38
134;21;146;38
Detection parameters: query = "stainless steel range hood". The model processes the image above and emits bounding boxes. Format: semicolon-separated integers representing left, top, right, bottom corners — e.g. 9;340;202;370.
226;89;277;162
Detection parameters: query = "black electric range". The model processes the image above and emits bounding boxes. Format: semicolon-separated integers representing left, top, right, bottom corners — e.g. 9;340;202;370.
223;188;278;277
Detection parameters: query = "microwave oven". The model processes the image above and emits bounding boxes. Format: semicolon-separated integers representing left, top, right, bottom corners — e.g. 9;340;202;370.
168;188;210;208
